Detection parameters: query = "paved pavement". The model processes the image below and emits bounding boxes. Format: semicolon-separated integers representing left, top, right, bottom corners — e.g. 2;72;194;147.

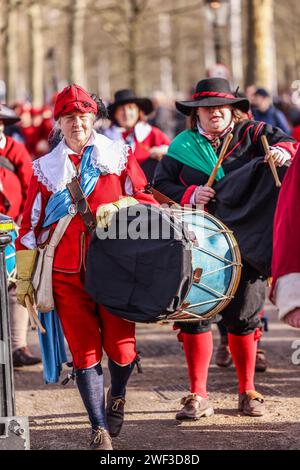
15;301;300;450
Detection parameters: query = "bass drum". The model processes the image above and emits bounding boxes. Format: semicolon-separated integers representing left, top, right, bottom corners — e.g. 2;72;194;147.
166;209;242;321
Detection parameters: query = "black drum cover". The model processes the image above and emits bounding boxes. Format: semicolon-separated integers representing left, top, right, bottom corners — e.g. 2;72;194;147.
85;204;193;323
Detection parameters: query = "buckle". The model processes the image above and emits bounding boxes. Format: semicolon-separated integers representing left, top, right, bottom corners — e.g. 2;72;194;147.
68;203;77;216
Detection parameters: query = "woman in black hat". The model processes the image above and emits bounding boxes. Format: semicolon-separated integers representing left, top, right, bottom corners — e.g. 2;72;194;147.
154;77;298;419
104;89;170;182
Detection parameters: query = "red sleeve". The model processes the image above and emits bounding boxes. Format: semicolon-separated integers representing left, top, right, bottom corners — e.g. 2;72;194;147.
272;141;300;157
271;147;300;294
6;137;33;205
123;149;159;206
180;185;197;206
15;174;49;250
151;126;171;146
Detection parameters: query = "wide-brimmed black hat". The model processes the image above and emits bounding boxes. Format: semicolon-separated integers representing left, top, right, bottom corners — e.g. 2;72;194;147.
176;77;250;116
0;104;20;125
107;89;154;117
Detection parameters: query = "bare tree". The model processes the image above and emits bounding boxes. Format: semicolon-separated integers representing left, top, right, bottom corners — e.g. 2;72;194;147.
28;2;44;106
68;0;87;86
124;0;148;90
3;0;19;103
245;0;276;92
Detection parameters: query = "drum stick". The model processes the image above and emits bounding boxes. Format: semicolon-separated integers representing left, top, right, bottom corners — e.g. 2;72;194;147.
206;133;233;188
261;135;281;187
25;295;46;335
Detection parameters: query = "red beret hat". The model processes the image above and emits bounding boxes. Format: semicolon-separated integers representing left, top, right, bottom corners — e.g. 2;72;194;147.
54;84;97;120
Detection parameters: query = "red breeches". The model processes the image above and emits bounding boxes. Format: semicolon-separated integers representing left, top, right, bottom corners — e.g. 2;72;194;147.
52;271;136;369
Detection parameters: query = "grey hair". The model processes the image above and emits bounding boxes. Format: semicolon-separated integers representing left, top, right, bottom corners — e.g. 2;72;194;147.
48;121;64;150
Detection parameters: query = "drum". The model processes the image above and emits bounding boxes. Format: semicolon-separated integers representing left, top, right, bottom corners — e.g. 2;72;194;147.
5;229;17;287
165;209;242;321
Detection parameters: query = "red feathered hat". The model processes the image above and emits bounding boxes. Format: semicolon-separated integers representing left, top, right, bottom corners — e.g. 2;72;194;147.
54;84;97;120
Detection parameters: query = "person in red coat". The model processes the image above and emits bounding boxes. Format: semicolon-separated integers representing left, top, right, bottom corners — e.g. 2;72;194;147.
0;104;33;222
0;103;41;367
105;89;170;183
15;84;157;450
272;147;300;328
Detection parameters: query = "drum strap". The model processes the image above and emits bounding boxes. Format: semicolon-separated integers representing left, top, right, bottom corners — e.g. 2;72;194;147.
66;177;96;233
148;185;180;208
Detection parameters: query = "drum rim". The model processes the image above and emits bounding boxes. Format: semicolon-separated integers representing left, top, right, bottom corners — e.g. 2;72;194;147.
166;209;242;322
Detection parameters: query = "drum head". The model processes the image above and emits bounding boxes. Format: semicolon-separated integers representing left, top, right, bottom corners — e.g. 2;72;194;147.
167;210;241;321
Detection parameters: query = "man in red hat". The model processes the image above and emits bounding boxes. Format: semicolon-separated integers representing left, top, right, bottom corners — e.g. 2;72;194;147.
15;84;157;450
105;89;170;183
154;77;298;420
1;103;41;367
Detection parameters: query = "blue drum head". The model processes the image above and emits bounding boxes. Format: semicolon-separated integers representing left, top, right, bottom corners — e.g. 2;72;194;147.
172;210;241;321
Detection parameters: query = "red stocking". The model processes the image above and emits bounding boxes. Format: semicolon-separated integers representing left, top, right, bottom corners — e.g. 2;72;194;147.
228;330;260;393
182;331;213;398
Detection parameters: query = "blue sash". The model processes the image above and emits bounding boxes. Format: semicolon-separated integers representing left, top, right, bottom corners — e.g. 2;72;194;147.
43;145;101;227
38;144;101;383
38;311;68;384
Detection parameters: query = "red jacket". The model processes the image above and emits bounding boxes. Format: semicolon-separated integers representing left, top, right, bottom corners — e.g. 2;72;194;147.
0;135;33;219
272;146;300;290
16;149;158;273
122;124;170;164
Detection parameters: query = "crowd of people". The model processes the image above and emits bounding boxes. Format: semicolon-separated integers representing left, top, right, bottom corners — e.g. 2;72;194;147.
1;75;300;450
6;81;300;164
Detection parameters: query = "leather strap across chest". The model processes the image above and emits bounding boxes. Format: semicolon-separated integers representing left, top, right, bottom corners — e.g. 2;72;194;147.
66;177;96;233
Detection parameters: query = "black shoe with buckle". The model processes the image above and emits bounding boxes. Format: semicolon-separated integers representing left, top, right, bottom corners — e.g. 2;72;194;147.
176;394;214;421
13;346;41;367
106;388;126;437
90;427;113;450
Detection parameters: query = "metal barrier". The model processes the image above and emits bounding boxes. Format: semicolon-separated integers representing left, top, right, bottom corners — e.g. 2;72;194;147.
0;215;29;450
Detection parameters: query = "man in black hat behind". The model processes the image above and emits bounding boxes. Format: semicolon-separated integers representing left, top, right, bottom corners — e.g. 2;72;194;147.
104;89;170;183
252;87;291;134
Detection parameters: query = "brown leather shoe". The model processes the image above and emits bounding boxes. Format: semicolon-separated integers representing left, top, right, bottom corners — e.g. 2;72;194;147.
255;349;267;372
13;346;41;367
238;390;265;417
106;388;126;437
90;427;113;450
176;394;214;421
215;342;232;368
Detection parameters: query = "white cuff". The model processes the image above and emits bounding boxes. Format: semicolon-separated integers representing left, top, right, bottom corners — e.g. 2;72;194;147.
273;273;300;321
150;145;169;155
189;187;198;205
270;145;291;162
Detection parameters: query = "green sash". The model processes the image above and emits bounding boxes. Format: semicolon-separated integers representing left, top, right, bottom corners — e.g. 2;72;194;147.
168;130;225;181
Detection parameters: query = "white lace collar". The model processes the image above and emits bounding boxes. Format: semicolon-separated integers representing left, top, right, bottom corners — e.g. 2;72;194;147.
134;121;152;142
32;130;129;193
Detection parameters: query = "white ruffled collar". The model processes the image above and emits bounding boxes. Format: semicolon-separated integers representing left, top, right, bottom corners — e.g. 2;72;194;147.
134;121;152;142
32;131;129;193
